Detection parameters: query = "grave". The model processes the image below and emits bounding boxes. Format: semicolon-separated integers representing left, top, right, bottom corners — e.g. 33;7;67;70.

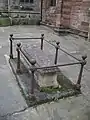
21;44;60;88
9;34;87;106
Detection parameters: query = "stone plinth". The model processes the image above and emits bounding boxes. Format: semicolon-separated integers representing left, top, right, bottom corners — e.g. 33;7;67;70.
38;72;58;87
22;44;60;88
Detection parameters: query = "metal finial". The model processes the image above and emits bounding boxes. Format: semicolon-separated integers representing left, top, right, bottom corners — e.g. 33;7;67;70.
10;34;13;37
82;54;87;60
56;41;60;45
17;43;21;47
30;59;36;65
41;34;44;37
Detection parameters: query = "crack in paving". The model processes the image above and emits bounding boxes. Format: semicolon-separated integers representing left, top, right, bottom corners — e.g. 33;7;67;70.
0;106;29;118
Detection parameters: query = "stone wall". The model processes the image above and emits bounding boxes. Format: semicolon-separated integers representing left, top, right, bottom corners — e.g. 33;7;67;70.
0;0;40;12
42;0;62;27
70;0;90;32
0;0;8;10
42;0;90;32
9;0;40;12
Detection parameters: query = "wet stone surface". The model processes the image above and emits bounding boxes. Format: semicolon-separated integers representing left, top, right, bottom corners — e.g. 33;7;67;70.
0;25;90;120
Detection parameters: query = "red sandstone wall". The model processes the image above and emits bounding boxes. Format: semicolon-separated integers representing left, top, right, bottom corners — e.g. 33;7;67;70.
60;0;72;27
42;0;62;27
42;0;90;32
70;0;90;32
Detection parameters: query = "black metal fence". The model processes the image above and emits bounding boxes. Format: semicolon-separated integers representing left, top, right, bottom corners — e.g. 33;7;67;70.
9;34;87;97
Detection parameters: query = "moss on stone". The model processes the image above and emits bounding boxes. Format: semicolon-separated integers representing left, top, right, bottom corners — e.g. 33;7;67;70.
12;18;40;25
40;86;67;93
0;18;11;26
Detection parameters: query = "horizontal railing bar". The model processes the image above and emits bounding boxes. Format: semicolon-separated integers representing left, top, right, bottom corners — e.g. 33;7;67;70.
12;35;81;63
59;48;80;61
29;61;82;70
44;39;81;62
13;37;41;40
0;11;40;14
20;47;82;71
20;48;31;64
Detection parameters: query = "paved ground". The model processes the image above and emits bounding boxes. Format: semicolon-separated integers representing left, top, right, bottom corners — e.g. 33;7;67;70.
0;25;90;119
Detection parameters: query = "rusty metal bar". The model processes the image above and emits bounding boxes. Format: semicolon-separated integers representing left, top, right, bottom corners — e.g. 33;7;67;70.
20;48;32;64
19;47;82;71
30;59;36;97
13;37;41;40
54;42;60;64
59;47;80;61
16;43;21;73
44;39;81;61
29;61;82;71
9;34;13;59
76;55;87;90
41;34;44;50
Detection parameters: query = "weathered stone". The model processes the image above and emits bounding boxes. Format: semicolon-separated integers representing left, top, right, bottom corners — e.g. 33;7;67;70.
11;13;19;18
22;44;60;88
42;0;90;35
38;73;58;87
1;13;9;17
0;0;40;12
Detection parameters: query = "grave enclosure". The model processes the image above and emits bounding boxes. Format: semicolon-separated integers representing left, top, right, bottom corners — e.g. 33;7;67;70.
9;33;87;106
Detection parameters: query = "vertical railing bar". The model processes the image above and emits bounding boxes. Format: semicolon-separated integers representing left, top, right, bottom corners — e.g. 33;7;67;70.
9;34;13;59
16;43;21;73
30;59;36;99
54;42;60;64
41;34;44;50
76;55;87;90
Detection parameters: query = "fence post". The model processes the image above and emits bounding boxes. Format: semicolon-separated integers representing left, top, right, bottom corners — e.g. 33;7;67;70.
9;34;13;59
16;43;21;73
76;55;87;90
41;34;44;50
54;42;60;64
30;59;36;99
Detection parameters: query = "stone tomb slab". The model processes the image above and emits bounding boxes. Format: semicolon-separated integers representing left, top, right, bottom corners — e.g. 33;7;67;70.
22;44;60;88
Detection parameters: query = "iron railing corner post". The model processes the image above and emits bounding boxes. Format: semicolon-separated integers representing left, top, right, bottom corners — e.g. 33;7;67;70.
76;54;87;90
9;34;13;59
54;41;60;64
16;43;21;74
41;34;44;50
30;59;36;99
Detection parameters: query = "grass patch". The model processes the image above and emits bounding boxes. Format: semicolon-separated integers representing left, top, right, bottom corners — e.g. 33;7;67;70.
0;17;11;26
40;86;67;93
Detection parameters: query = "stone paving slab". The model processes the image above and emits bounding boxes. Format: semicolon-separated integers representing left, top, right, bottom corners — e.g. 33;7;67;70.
0;53;27;117
7;95;90;120
0;25;90;120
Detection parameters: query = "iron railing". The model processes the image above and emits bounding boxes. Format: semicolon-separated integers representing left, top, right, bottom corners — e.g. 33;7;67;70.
9;34;87;97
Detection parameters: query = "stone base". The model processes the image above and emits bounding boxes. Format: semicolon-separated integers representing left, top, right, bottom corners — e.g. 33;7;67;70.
38;73;60;88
